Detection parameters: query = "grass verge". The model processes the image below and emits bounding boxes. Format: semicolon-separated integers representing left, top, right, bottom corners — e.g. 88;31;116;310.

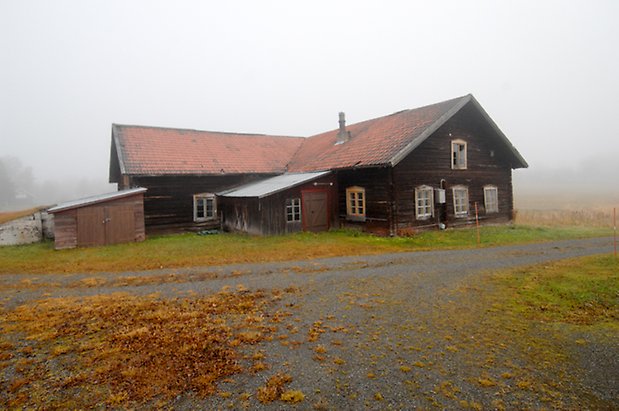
492;254;619;325
0;225;612;274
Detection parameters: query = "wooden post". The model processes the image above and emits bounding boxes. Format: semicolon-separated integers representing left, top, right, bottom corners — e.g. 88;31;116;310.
475;202;480;246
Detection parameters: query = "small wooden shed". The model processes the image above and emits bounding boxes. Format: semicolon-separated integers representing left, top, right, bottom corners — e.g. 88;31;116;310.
48;188;147;250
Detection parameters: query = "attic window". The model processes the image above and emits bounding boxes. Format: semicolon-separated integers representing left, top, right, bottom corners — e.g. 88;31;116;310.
346;186;366;221
451;139;467;170
194;193;216;222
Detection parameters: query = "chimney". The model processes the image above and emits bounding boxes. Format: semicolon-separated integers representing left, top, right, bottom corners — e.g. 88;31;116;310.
336;112;349;145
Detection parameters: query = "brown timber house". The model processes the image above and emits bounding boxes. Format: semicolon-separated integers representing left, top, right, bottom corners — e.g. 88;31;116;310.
109;94;527;236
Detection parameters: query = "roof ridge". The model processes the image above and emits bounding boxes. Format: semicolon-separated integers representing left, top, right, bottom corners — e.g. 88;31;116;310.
112;123;304;139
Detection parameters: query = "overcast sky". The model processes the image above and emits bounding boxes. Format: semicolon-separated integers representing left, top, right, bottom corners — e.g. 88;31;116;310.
1;0;618;200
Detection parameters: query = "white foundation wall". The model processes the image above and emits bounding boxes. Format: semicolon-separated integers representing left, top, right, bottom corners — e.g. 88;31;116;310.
0;212;47;246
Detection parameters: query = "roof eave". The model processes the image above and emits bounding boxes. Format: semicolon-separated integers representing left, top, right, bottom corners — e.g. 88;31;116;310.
387;94;473;167
219;171;332;199
467;96;529;169
48;187;148;214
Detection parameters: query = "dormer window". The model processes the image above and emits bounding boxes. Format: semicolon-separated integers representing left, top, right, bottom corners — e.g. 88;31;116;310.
451;140;467;170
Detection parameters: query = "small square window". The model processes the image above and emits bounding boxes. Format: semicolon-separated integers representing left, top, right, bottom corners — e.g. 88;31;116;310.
193;193;216;222
286;198;301;222
346;186;366;221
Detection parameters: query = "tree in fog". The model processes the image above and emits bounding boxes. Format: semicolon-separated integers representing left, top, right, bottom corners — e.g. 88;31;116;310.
0;156;35;210
0;159;16;208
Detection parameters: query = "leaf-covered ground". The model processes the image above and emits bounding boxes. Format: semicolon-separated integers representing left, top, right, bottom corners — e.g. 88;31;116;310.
1;239;617;409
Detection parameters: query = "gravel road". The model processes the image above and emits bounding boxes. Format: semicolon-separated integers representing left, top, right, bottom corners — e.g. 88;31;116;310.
1;237;616;409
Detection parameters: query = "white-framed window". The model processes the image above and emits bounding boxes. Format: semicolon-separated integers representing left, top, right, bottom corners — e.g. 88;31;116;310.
286;198;301;222
415;185;434;220
346;186;366;221
451;139;467;170
452;186;469;218
193;193;216;222
484;185;499;213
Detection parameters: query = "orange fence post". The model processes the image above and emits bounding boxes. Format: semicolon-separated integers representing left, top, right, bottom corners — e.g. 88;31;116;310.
475;202;480;246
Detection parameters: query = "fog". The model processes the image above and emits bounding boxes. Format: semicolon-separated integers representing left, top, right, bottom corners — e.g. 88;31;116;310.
1;1;618;211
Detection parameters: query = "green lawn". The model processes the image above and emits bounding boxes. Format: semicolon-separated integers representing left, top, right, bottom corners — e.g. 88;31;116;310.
494;254;619;325
0;225;612;274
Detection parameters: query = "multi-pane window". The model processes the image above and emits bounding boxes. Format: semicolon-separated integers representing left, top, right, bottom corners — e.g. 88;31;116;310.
451;140;467;169
415;186;434;219
484;186;499;213
286;198;301;222
452;186;469;218
193;193;216;222
346;186;366;220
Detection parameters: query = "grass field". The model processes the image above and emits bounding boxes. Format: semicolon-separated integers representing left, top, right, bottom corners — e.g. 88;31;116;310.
514;208;615;227
0;225;613;274
493;254;619;325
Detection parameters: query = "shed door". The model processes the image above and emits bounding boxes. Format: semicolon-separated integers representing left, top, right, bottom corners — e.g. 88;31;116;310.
77;207;106;247
77;205;135;247
303;191;329;232
105;205;135;244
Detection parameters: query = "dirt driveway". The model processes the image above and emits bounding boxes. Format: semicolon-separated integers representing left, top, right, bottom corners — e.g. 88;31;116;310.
1;237;617;409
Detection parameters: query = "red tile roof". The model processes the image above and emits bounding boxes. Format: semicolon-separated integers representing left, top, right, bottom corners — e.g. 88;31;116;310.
113;125;304;175
286;96;467;172
110;94;527;179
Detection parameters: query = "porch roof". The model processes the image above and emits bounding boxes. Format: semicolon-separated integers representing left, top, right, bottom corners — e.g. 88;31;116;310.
218;171;331;198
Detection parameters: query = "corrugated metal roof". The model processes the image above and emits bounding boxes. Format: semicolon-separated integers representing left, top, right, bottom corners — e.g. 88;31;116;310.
219;171;331;198
48;188;147;213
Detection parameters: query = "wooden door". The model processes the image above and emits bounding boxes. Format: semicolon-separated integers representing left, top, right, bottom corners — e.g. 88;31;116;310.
77;205;135;247
77;207;106;247
105;205;135;244
302;191;329;232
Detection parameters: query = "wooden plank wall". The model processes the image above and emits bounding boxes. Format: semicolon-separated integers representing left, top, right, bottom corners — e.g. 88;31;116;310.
53;209;78;250
393;104;514;232
336;167;392;235
219;174;337;235
130;174;275;234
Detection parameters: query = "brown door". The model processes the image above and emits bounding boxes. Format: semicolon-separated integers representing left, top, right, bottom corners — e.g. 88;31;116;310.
302;191;329;232
77;205;135;247
77;207;106;247
105;205;135;244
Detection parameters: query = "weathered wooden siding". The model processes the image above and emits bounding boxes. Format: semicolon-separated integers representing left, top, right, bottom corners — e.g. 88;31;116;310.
393;104;514;233
335;167;392;235
220;175;337;235
129;174;275;234
52;193;145;250
53;209;78;250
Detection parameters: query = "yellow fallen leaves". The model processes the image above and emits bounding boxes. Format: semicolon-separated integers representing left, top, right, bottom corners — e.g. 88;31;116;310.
1;289;287;408
281;390;305;403
257;373;293;403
